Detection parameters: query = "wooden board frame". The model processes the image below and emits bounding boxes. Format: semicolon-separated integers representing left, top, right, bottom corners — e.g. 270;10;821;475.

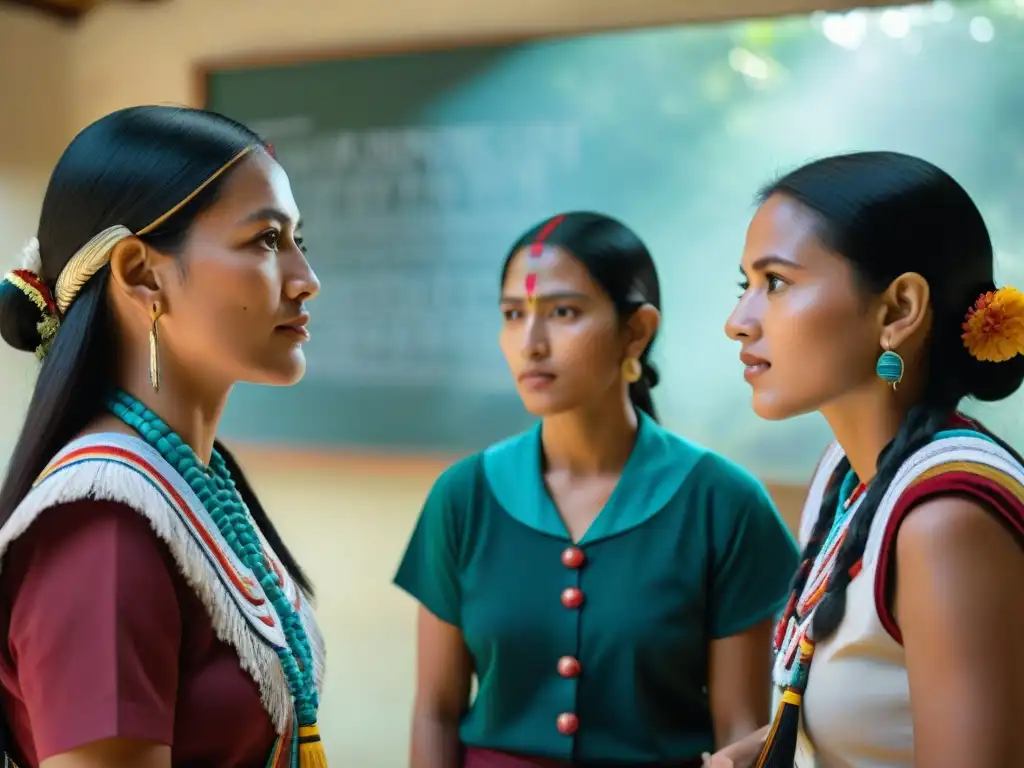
1;0;87;21
194;0;914;106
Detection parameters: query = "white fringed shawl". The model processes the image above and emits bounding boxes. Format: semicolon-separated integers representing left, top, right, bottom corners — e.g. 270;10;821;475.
0;432;326;735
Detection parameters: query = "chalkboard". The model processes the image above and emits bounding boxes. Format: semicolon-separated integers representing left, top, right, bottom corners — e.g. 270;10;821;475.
204;3;1024;478
206;43;598;452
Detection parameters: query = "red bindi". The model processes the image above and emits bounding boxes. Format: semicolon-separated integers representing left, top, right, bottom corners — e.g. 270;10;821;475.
524;215;565;300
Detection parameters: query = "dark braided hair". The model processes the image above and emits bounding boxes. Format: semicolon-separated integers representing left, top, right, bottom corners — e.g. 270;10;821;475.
764;152;1024;640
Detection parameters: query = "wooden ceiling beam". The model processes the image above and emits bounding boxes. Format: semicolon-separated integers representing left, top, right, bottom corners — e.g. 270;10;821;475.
1;0;103;21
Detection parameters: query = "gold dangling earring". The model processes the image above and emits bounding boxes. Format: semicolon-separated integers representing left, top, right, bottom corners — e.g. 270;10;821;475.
149;303;163;392
621;356;642;384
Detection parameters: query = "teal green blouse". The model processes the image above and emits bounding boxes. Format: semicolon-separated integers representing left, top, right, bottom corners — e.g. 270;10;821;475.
394;413;799;762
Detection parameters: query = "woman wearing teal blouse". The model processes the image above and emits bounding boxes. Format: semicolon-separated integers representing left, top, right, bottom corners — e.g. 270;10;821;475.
394;212;799;768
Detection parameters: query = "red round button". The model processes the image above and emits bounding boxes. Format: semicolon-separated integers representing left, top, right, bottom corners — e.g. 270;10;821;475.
556;712;579;736
560;587;584;609
557;655;581;678
561;546;585;569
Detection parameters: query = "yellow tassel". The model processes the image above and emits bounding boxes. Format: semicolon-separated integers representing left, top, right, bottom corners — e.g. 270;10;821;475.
755;689;802;768
298;723;328;767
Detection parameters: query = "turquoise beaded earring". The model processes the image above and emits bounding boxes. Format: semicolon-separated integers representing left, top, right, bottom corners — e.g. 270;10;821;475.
876;341;904;390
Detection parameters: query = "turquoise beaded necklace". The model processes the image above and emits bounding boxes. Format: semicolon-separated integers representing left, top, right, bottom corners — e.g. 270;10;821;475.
107;390;319;726
819;469;864;553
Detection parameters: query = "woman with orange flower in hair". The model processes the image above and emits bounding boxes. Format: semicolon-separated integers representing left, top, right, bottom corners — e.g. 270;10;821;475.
709;152;1024;767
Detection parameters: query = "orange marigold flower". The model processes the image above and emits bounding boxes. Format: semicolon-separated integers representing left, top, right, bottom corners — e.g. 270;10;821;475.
961;286;1024;363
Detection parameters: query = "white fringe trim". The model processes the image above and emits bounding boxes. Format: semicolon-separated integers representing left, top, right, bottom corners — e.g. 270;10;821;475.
0;454;322;735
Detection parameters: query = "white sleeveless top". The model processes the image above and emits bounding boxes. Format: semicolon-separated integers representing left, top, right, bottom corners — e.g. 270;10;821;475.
777;432;1024;768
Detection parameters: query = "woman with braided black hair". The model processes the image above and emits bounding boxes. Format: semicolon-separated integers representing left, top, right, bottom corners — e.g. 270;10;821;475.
714;152;1024;768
